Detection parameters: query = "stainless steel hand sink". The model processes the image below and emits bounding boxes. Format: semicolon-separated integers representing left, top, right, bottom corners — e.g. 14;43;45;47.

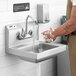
8;42;66;63
5;25;66;63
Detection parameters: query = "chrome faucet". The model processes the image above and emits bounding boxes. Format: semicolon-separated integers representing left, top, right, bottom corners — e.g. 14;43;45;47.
17;15;39;40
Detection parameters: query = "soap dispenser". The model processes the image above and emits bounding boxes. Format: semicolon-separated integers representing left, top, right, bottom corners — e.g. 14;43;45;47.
37;4;50;23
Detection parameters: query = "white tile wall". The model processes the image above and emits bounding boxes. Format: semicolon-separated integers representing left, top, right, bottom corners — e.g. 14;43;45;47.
0;0;67;76
0;0;8;12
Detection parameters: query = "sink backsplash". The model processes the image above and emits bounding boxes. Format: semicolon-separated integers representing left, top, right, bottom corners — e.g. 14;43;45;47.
5;22;38;48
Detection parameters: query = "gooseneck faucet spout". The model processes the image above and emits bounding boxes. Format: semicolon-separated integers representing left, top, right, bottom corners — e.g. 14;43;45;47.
25;15;36;34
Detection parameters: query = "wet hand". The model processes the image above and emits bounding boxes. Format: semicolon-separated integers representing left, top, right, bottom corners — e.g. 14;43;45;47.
41;28;54;43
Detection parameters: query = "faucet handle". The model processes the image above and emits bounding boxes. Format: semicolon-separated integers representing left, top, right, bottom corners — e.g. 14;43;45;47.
21;28;25;37
28;30;33;36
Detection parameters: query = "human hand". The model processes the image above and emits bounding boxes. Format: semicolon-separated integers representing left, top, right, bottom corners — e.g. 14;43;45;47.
41;28;55;43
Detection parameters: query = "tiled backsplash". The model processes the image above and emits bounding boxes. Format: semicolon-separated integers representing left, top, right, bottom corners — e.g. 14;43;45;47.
0;0;67;76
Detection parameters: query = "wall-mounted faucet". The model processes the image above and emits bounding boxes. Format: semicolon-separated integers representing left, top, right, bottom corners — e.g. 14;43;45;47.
17;15;39;40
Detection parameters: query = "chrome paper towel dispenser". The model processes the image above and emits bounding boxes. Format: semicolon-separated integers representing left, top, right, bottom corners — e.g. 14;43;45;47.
37;4;50;23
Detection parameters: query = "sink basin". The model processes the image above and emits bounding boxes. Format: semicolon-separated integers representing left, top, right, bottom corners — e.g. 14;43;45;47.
8;42;66;63
22;43;58;53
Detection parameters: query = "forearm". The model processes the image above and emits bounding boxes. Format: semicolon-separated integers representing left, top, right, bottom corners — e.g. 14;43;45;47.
52;6;76;37
52;19;76;36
